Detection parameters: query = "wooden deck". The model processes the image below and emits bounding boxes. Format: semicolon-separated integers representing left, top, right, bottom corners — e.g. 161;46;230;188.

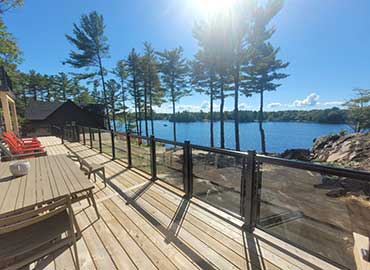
23;136;340;270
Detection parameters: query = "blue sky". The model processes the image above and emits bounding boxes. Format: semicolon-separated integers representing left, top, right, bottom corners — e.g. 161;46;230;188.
3;0;370;112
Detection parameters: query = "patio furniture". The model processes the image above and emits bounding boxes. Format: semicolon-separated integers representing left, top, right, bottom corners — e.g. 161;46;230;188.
0;155;99;218
0;196;80;270
3;131;41;147
77;154;107;187
1;135;46;156
0;141;47;161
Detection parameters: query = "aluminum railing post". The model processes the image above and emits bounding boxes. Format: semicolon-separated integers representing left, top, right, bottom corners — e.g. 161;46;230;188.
111;130;116;160
243;150;258;232
183;141;193;199
98;129;102;153
150;135;157;181
82;127;86;145
89;128;93;148
127;132;132;168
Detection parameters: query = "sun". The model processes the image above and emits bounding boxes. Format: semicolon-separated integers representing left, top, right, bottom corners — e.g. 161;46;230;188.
192;0;237;17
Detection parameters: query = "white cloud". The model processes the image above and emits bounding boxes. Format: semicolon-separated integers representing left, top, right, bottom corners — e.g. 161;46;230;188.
322;101;344;107
268;102;282;108
293;93;320;107
238;103;252;110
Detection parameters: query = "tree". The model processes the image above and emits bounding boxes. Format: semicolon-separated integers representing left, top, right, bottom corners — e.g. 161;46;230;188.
112;60;129;132
142;42;163;136
157;47;190;144
24;70;44;101
345;88;370;132
106;79;120;132
230;2;251;151
192;19;219;148
53;72;72;101
0;0;23;14
65;11;111;129
243;0;289;154
127;48;142;135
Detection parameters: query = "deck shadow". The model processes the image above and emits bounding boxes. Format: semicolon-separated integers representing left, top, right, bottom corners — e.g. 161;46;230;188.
165;196;190;243
243;231;266;270
108;180;217;270
125;181;154;204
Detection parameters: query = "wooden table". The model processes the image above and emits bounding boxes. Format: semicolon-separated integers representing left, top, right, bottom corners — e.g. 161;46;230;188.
0;155;98;217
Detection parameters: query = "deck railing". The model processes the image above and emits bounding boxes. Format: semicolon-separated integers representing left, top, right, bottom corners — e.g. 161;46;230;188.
62;125;370;269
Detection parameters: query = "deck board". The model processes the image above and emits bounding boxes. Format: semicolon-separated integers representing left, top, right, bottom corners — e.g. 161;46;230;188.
21;136;340;270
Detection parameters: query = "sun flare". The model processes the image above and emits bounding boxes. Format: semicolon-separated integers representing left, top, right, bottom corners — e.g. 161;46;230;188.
192;0;237;17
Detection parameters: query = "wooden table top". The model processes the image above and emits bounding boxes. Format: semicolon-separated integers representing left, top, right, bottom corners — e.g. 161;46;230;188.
0;155;94;216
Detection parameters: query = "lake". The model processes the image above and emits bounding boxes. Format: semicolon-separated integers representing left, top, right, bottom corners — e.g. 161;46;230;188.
117;120;350;153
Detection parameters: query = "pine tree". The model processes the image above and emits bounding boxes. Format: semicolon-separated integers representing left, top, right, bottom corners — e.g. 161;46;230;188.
192;19;219;147
112;60;129;132
106;79;120;132
142;42;163;136
54;72;72;102
127;48;142;135
157;47;190;144
243;0;289;154
65;11;111;129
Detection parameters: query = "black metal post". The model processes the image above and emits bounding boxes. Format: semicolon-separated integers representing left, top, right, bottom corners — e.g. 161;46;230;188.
243;150;258;232
183;141;193;198
82;127;86;145
111;130;116;160
89;128;93;148
150;135;157;181
76;126;80;142
127;132;132;168
61;127;64;144
98;129;102;153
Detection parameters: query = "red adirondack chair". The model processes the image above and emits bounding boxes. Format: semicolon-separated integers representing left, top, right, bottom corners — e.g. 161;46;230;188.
3;131;41;148
1;135;45;155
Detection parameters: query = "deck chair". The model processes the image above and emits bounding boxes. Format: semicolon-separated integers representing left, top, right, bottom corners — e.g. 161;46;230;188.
3;131;41;147
1;136;45;155
0;140;47;161
0;196;80;270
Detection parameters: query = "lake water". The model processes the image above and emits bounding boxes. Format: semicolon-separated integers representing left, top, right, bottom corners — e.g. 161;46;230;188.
117;120;350;153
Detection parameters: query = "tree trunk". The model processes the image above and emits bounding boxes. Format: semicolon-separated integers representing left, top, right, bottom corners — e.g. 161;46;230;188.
210;82;214;148
137;93;142;136
112;103;117;132
149;82;154;136
171;89;177;144
134;94;139;135
234;68;240;151
97;55;111;130
144;82;149;138
259;90;266;154
220;80;225;149
121;80;128;132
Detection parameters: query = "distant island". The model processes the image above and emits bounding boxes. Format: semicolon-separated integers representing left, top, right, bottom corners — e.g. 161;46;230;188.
150;107;348;124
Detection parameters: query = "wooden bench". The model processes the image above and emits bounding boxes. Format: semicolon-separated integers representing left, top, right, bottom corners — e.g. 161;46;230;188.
78;156;107;186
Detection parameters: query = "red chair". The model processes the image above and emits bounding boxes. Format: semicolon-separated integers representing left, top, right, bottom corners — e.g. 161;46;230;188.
3;132;41;148
1;135;45;155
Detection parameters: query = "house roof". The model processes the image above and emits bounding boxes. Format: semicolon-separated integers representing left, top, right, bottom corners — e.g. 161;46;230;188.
25;100;64;120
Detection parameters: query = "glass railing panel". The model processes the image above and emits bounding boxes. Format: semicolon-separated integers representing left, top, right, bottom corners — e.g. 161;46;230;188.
256;162;367;269
155;141;184;190
90;128;99;151
84;127;90;146
100;130;112;156
131;135;151;174
114;132;128;162
192;147;243;215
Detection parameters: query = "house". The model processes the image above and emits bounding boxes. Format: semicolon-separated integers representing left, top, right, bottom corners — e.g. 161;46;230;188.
24;100;105;136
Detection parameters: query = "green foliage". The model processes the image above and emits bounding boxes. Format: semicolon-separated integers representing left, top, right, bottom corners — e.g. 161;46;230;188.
153;107;347;124
0;0;23;14
344;88;370;132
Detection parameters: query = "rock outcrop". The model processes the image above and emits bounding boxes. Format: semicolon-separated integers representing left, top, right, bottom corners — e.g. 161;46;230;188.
311;132;370;171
